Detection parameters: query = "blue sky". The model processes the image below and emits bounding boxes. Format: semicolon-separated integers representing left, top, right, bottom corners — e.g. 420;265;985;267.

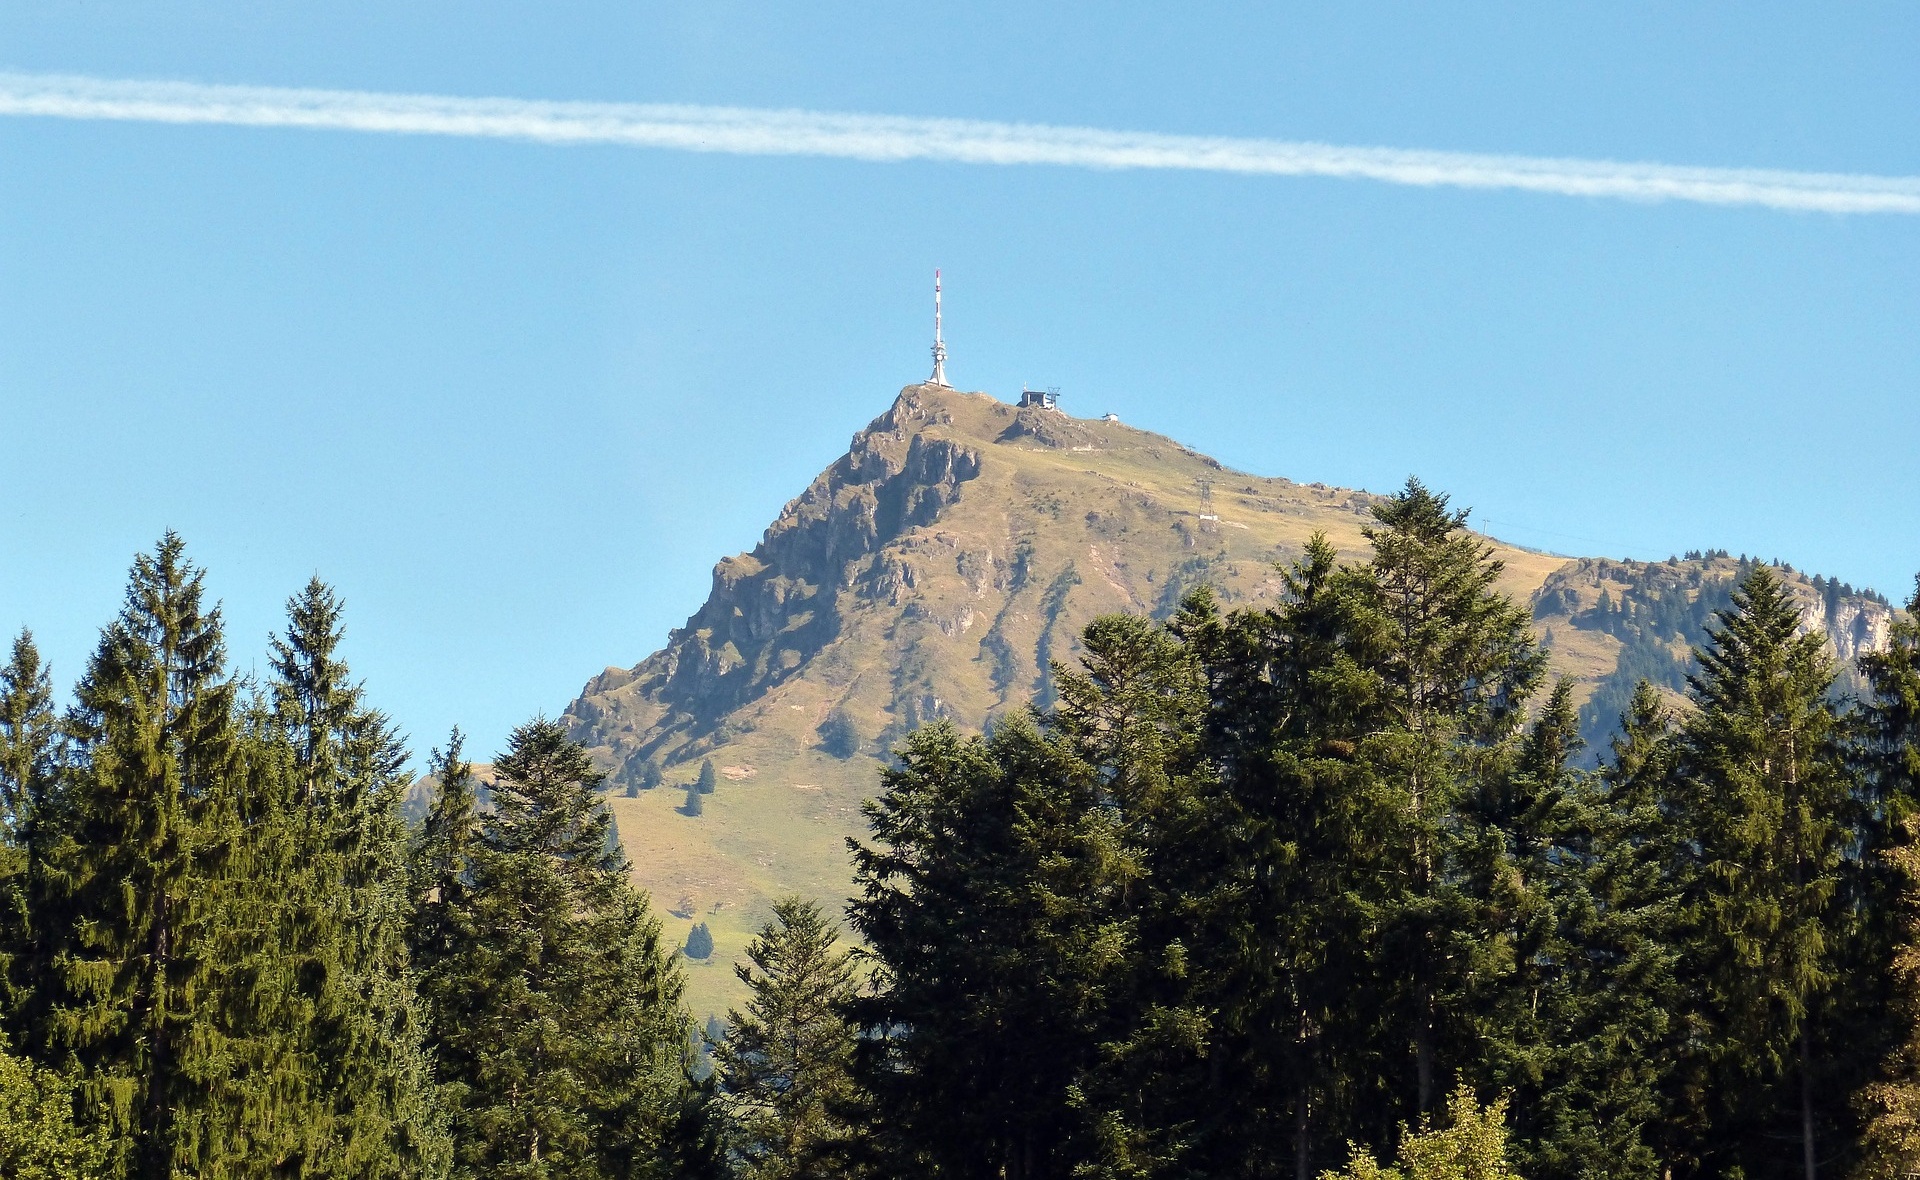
2;3;1917;760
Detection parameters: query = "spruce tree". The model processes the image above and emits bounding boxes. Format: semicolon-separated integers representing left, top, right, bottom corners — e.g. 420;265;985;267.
849;613;1214;1180
713;897;860;1179
1856;813;1920;1178
25;534;250;1177
848;716;1102;1178
418;719;713;1180
1853;576;1920;1177
1159;547;1389;1177
266;579;449;1178
1348;480;1545;1119
0;631;56;1026
1670;566;1856;1179
1477;679;1680;1178
697;759;718;794
409;730;478;986
0;629;56;833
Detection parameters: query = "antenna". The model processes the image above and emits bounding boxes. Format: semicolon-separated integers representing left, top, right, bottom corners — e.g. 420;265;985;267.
929;269;950;387
1196;477;1219;534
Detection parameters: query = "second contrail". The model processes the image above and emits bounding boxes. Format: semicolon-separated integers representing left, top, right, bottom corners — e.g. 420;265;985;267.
2;71;1917;216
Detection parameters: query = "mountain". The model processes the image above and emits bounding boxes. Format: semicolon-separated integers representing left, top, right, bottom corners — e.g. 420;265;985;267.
563;383;1896;1016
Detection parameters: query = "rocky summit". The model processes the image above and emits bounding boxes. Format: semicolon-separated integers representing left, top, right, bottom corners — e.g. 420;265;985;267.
564;383;1895;1016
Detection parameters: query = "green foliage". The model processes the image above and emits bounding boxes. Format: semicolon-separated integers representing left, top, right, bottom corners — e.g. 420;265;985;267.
817;710;862;759
1856;818;1920;1180
0;630;56;1024
24;533;254;1177
849;607;1218;1178
843;485;1918;1180
0;1033;111;1179
1664;566;1861;1177
683;783;705;816
713;897;860;1179
414;718;715;1180
686;922;715;961
1322;1086;1521;1180
1852;578;1920;1179
697;758;719;794
265;579;450;1178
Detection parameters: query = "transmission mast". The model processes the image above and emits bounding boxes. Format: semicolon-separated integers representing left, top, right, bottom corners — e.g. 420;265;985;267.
1196;477;1219;534
929;269;950;387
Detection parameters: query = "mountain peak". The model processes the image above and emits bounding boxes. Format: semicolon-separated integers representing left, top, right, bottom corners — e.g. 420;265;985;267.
564;385;1894;1018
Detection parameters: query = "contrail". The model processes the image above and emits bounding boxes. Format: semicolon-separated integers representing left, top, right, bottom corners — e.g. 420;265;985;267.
3;71;1918;215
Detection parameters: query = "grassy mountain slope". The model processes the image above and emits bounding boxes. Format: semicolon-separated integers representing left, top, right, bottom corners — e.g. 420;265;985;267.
563;384;1894;1017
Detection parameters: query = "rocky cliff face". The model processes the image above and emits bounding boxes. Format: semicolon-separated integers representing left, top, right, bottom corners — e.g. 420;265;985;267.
567;386;984;776
1529;555;1895;753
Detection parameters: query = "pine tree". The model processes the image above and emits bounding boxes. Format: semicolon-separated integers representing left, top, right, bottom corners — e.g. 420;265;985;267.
0;629;56;832
713;897;860;1179
685;922;715;961
25;534;252;1178
418;719;713;1180
697;759;719;794
1669;566;1856;1179
1479;679;1680;1179
848;716;1100;1178
849;612;1215;1179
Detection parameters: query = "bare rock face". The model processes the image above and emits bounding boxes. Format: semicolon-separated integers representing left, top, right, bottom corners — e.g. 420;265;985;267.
996;405;1103;451
565;386;983;776
1528;555;1895;753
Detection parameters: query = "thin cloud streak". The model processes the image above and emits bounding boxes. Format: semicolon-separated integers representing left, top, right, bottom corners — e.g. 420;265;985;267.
4;71;1918;215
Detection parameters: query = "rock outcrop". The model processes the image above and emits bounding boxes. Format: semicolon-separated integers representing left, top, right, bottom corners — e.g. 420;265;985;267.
567;386;984;776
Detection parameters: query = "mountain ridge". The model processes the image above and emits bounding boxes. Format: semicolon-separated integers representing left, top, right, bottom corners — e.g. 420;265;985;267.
563;382;1895;1016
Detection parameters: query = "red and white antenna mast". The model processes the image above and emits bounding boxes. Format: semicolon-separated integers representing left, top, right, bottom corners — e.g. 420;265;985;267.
929;269;950;387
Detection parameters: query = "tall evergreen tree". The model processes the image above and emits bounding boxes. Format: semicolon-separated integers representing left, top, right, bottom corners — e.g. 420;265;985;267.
849;613;1215;1180
1668;566;1858;1179
25;534;251;1177
418;719;713;1180
1852;576;1920;1177
266;579;449;1177
409;731;477;986
1346;480;1544;1119
1856;812;1920;1179
0;630;57;833
713;897;861;1179
848;717;1097;1180
1170;543;1391;1178
0;631;57;1026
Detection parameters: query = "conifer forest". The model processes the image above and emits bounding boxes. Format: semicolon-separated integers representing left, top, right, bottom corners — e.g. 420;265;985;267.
11;479;1920;1180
